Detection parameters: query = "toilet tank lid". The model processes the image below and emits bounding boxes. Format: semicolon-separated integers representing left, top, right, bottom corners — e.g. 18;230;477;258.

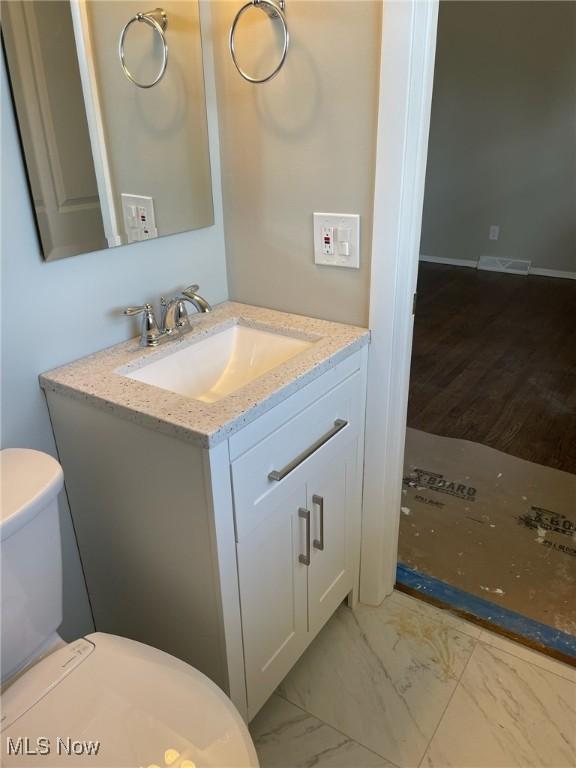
0;449;64;541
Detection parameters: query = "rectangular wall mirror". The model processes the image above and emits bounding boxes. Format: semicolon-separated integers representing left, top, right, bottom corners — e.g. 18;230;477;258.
2;0;214;262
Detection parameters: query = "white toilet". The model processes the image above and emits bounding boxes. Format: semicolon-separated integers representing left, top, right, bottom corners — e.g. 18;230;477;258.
0;449;259;767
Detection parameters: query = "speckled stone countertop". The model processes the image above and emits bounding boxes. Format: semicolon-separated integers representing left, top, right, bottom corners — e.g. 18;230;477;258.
40;302;369;448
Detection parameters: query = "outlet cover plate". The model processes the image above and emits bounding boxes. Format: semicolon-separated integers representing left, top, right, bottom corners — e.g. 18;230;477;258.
121;193;158;243
313;212;360;268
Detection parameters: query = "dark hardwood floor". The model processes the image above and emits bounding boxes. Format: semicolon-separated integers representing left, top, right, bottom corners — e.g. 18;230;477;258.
407;263;576;474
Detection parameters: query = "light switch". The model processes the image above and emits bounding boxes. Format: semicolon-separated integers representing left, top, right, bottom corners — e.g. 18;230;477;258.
121;194;158;243
313;213;360;268
337;226;351;242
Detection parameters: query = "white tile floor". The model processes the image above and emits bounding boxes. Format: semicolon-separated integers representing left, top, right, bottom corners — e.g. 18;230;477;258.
250;591;576;768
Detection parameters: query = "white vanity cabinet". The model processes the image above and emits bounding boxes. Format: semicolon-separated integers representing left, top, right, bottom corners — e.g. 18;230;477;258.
238;454;358;717
45;346;368;722
233;363;364;717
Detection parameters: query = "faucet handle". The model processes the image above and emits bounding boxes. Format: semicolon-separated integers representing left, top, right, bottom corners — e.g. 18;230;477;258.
124;303;153;316
123;303;162;347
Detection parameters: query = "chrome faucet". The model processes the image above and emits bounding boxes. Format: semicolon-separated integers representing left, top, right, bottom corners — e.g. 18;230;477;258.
124;284;211;347
161;285;212;335
182;284;212;314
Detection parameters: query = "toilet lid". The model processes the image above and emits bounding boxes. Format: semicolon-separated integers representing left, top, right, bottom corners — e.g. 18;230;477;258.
1;633;258;767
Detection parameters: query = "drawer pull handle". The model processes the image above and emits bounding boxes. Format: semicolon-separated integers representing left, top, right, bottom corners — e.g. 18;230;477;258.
299;508;311;566
312;494;324;550
268;419;348;482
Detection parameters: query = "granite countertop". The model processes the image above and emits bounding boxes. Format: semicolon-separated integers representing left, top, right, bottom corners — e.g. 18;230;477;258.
40;302;370;448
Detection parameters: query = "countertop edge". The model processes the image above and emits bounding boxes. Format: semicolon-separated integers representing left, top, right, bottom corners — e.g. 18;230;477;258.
40;332;369;450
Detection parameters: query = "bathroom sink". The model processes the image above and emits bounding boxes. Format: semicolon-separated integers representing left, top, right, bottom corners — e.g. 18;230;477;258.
123;323;314;403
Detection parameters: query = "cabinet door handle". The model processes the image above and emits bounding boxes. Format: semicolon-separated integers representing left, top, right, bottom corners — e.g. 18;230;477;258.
312;494;324;550
298;508;310;566
268;419;348;482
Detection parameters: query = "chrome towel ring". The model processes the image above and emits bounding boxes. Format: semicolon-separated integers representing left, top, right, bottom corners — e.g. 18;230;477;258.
230;0;289;84
119;8;168;89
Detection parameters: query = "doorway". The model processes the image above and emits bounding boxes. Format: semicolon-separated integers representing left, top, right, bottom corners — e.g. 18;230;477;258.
396;1;576;660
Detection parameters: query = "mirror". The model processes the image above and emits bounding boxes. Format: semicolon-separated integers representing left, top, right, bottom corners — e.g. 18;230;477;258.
2;0;214;261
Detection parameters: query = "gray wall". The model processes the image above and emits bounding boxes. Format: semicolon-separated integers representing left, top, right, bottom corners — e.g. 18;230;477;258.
212;1;382;327
421;1;576;273
0;44;228;639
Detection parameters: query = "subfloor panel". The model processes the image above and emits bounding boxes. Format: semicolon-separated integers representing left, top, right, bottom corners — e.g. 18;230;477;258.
399;428;576;649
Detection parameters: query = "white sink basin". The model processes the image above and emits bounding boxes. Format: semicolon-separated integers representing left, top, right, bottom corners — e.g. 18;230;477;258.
123;323;315;403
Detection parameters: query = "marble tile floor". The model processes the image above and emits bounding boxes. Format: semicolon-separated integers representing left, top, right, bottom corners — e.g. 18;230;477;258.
250;591;576;768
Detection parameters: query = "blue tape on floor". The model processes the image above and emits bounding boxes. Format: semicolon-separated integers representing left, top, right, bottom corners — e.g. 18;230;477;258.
397;563;576;659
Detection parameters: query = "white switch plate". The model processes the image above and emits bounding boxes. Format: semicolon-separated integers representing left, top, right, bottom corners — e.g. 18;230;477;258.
121;193;158;243
313;213;360;268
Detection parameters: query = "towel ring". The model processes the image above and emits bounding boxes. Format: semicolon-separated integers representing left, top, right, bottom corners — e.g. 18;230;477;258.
230;0;289;84
119;8;168;89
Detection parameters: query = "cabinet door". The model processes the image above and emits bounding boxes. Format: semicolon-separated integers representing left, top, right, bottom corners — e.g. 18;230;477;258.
237;487;309;719
307;444;356;636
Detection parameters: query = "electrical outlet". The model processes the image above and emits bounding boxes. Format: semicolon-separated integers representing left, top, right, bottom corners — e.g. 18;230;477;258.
313;213;360;268
489;224;500;241
321;226;335;256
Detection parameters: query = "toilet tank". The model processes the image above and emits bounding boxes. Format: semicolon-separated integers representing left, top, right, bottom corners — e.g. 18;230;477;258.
1;449;65;683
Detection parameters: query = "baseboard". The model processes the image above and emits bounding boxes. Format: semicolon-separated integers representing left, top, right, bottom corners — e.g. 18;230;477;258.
530;267;576;281
420;255;576;281
419;254;477;268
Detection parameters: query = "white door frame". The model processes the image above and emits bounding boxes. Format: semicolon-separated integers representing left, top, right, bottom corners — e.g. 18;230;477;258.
360;0;439;605
70;0;122;248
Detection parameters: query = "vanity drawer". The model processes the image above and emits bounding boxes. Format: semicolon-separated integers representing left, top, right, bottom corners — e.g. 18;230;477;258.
231;370;364;540
228;351;362;461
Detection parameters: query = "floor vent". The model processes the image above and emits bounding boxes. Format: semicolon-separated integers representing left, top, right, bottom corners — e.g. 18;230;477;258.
477;255;531;275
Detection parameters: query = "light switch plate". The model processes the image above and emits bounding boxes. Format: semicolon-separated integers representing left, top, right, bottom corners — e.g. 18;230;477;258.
313;213;360;268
